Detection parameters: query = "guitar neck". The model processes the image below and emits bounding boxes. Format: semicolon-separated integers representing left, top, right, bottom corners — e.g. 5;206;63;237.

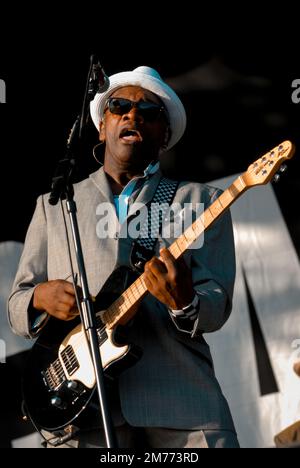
101;175;248;329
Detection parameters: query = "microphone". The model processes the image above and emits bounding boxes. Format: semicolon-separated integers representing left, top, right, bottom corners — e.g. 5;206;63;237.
89;55;110;96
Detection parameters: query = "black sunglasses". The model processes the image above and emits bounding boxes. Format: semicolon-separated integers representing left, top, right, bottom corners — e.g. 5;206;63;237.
105;97;166;122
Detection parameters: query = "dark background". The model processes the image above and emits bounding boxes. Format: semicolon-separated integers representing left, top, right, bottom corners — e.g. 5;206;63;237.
0;11;299;446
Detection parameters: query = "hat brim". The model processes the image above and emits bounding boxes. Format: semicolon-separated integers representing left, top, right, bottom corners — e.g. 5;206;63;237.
90;70;186;151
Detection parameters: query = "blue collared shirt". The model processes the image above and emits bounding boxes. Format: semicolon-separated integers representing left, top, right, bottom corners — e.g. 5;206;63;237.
113;161;160;224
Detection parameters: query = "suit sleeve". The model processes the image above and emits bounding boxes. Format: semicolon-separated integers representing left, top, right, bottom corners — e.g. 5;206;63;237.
7;195;48;338
171;188;236;336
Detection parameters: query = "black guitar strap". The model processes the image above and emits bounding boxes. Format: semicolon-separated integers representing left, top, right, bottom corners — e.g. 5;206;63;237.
131;177;179;273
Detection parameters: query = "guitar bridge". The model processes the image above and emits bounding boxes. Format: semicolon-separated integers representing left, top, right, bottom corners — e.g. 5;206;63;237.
42;357;66;391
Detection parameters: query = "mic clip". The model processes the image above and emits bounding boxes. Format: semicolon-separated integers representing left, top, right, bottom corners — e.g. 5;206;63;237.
88;61;102;97
88;55;109;97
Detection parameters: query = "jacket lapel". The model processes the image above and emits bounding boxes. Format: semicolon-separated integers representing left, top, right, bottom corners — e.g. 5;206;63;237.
89;166;115;206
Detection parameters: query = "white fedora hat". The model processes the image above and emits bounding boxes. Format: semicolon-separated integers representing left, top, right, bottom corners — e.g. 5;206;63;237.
90;66;187;151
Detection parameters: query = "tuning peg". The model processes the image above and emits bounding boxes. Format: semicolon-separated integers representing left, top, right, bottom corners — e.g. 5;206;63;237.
272;173;281;183
279;164;288;173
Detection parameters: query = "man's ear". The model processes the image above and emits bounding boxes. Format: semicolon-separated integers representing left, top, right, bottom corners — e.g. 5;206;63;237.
161;126;171;150
99;119;105;142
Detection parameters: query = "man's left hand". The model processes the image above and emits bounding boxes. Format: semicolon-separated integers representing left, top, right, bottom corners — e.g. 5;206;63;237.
144;248;195;310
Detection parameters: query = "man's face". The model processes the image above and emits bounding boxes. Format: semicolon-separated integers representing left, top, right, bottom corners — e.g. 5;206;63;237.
99;86;169;169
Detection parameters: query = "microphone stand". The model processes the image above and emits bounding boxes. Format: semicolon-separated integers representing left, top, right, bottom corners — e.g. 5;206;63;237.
49;55;118;448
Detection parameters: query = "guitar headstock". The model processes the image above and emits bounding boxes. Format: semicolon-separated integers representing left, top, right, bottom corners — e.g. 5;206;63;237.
242;140;295;187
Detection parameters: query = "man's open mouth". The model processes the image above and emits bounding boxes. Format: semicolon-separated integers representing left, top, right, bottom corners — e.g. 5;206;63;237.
119;128;142;143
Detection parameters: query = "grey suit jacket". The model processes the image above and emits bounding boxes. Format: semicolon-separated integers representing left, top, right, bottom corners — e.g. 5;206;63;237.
8;167;236;431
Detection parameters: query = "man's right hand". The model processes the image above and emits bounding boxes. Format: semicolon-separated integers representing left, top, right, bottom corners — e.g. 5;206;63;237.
33;280;79;321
